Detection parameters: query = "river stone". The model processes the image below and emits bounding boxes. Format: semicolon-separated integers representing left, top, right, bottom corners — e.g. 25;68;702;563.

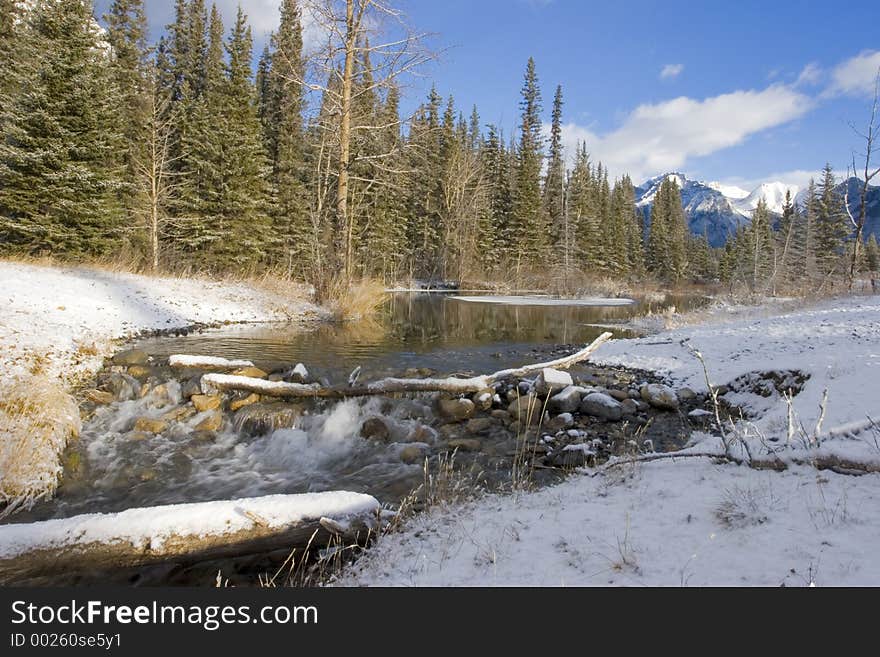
620;398;639;416
507;395;542;417
472;389;494;411
190;430;218;443
84;389;115;405
549;386;585;413
230;393;260;412
438;397;476;420
677;387;697;401
133;417;168;434
360;417;391;441
640;383;679;410
546;447;589;468
609;389;630;402
126;430;153;441
127;365;151;380
491;409;511;421
535;368;574;396
233;403;303;435
112;348;149;366
448;438;481;452
580;392;624;421
548;412;575;431
195;410;223;432
405;424;437;444
232;366;268;379
181;376;202;399
399;444;429;464
161;405;196;422
466;417;494;434
285;363;310;383
192;394;222;412
106;373;140;401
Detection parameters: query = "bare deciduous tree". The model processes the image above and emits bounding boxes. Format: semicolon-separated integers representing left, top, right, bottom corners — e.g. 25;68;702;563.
846;69;880;289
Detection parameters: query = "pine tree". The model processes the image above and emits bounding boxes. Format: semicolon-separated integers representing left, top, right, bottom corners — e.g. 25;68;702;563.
745;198;774;289
864;234;879;273
510;57;545;270
0;0;125;256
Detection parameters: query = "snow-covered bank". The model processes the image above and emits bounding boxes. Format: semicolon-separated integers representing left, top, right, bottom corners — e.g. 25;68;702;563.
336;295;880;586
0;261;324;383
0;260;323;507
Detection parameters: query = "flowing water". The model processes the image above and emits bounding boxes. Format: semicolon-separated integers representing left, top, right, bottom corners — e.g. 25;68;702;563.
17;292;706;523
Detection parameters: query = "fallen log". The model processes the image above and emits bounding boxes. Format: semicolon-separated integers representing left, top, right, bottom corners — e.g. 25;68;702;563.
199;331;614;399
168;354;255;370
0;491;379;584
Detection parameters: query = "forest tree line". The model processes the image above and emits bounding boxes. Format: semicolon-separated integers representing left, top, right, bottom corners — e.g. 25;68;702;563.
0;0;875;294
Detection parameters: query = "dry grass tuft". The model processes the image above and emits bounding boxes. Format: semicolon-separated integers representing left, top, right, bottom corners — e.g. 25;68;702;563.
323;276;387;321
0;373;81;517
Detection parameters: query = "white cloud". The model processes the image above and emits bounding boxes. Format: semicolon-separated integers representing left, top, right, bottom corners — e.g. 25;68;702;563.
213;0;282;35
824;50;880;97
556;84;813;183
660;64;683;80
794;62;822;88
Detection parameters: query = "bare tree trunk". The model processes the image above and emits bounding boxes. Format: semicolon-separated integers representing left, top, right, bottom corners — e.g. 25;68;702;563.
847;71;879;290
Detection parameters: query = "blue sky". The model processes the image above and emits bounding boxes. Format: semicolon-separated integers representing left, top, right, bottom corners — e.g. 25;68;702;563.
94;0;880;190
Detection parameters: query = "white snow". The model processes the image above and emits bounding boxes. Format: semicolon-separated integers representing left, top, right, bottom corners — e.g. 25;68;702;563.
0;260;323;383
453;296;635;307
335;295;880;587
168;355;255;369
733;181;799;216
0;491;379;559
707;181;750;199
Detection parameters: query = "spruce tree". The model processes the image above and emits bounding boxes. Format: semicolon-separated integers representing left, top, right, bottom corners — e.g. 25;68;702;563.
814;163;848;277
510;57;545;269
544;85;565;253
0;0;125;256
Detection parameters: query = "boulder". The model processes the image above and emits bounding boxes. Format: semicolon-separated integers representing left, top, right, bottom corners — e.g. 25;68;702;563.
360;417;391;442
535;368;574;396
192;394;222;413
111;348;149;366
285;363;310;384
195;410;223;432
161;405;196;423
404;424;437;444
620;399;639;416
438;397;476;421
548;386;585;414
677;387;697;401
640;383;679;410
579;392;623;421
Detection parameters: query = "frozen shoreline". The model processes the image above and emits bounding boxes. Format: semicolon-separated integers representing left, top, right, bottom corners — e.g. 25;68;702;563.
337;294;880;586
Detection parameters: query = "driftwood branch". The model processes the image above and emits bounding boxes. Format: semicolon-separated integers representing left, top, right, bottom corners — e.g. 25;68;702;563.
199;332;614;399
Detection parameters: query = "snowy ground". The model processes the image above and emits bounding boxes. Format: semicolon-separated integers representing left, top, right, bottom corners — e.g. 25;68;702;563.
0;260;323;382
337;295;880;586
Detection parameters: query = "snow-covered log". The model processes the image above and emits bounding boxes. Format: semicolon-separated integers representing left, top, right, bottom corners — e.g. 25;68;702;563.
0;491;379;583
200;332;614;399
168;354;255;370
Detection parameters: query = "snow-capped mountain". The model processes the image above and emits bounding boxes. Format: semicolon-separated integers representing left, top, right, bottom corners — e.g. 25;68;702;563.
633;173;879;247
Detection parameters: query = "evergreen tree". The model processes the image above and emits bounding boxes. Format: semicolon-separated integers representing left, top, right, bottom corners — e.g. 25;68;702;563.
104;0;151;248
0;0;125;256
510;57;545;269
864;234;879;273
814;163;848;276
544;85;565;253
263;0;308;272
